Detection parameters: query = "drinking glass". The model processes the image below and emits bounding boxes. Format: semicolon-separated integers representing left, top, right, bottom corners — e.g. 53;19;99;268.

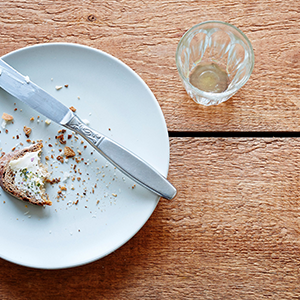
175;21;254;106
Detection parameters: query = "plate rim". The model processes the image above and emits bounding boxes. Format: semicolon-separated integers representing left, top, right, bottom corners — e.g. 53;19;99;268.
0;42;170;269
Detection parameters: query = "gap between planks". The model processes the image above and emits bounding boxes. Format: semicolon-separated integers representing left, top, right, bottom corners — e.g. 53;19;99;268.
168;132;300;138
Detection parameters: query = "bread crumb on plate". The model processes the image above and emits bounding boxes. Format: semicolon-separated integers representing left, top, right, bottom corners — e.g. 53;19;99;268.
23;126;32;138
2;113;13;121
64;146;75;158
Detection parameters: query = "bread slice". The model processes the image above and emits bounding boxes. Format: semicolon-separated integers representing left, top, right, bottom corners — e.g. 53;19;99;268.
0;143;52;206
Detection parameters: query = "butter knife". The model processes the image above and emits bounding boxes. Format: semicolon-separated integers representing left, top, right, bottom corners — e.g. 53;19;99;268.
0;58;177;200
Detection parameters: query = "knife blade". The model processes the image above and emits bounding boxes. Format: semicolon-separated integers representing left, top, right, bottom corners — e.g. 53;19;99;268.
0;58;177;200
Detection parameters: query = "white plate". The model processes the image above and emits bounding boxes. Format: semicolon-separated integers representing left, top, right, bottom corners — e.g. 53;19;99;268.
0;43;170;269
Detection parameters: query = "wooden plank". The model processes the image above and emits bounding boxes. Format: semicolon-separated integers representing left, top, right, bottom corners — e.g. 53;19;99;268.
1;137;300;299
1;0;300;131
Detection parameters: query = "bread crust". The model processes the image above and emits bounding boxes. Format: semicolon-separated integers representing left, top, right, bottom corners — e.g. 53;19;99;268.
0;143;52;206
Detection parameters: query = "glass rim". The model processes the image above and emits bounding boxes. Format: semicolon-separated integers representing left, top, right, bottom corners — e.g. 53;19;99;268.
175;20;255;99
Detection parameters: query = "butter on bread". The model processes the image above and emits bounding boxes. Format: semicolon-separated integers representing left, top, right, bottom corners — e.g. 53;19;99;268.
0;143;52;206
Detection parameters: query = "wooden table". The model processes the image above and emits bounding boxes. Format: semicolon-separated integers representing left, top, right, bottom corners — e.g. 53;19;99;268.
1;1;300;299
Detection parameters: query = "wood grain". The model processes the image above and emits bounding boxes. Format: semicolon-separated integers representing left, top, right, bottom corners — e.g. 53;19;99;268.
1;1;300;299
1;0;300;131
1;138;300;299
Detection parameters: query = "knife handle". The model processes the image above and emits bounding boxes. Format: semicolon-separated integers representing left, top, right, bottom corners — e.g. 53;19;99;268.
64;114;177;200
